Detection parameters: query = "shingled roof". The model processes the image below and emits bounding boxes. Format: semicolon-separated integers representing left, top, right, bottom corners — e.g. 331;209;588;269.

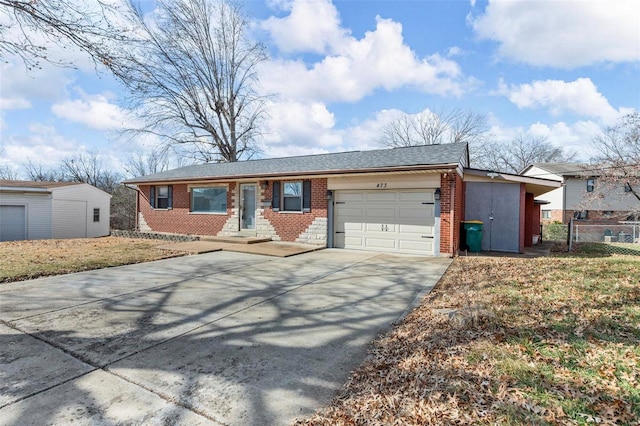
0;180;81;190
125;143;469;184
526;163;588;176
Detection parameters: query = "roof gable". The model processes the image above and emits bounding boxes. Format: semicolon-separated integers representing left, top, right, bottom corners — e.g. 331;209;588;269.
522;163;588;177
125;143;469;184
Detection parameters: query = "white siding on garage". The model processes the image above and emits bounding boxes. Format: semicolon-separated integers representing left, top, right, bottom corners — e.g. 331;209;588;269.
0;193;52;241
334;189;435;255
52;199;87;238
52;184;111;238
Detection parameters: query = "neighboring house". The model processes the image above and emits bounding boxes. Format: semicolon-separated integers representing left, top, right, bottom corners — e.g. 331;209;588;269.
124;144;560;255
0;180;111;242
521;163;639;223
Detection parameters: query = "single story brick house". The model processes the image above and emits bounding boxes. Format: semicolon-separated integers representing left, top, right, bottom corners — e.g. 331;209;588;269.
125;144;560;256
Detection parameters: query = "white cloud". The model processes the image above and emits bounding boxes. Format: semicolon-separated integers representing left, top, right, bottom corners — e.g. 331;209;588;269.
261;104;426;157
471;0;640;67
260;0;348;54
0;97;31;110
497;78;620;124
51;90;133;130
485;120;604;161
0;62;70;105
261;99;342;157
260;13;469;103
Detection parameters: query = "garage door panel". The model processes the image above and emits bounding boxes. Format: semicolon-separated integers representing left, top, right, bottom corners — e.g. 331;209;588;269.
339;207;365;216
364;223;397;232
334;189;435;255
364;238;396;249
366;192;397;202
398;224;433;235
399;239;433;252
344;236;363;247
399;208;433;220
365;207;396;218
399;191;433;202
336;192;364;202
343;222;364;231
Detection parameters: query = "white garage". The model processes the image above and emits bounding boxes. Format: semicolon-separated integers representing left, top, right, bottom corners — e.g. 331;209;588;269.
0;180;111;242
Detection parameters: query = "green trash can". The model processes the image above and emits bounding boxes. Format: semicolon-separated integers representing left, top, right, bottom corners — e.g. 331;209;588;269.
463;220;483;252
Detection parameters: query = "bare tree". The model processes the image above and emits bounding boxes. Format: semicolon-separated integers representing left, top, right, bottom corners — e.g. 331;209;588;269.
23;159;65;181
380;108;487;148
590;112;640;207
0;0;136;71
60;152;121;193
116;0;268;163
0;164;19;179
475;135;576;174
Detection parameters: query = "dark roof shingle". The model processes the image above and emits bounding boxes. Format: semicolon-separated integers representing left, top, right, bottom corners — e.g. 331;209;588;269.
125;143;468;184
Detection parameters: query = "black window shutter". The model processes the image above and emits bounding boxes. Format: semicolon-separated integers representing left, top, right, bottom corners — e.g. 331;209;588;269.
168;185;173;209
302;180;311;212
150;186;155;208
272;181;280;211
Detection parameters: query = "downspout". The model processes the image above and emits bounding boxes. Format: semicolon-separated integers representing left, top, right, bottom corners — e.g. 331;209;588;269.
124;184;139;231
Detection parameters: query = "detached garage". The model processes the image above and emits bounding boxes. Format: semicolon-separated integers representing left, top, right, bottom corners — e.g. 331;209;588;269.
0;180;111;242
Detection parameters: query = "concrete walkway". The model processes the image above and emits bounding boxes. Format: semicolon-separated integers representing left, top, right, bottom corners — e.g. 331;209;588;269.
0;250;451;425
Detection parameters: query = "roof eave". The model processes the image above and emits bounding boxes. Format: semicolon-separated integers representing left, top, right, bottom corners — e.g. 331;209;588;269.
124;163;459;185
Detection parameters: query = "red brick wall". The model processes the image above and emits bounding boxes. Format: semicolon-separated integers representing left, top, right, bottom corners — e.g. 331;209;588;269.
139;180;329;242
138;183;234;236
439;172;463;256
532;204;541;242
524;192;534;247
519;184;526;253
541;209;564;224
263;178;328;242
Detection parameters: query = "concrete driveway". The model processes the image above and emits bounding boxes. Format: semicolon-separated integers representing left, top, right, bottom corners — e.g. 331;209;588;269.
0;249;451;425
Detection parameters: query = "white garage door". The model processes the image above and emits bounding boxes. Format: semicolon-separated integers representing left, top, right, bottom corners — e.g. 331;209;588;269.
0;205;26;241
334;190;435;255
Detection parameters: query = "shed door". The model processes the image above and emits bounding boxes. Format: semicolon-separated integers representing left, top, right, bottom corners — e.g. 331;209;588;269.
0;205;26;241
334;190;435;255
465;182;520;252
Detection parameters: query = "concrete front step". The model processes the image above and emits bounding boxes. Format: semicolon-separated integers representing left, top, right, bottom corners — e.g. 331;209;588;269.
199;235;271;244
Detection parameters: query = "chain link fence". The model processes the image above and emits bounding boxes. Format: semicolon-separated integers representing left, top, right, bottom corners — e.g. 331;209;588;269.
569;221;640;255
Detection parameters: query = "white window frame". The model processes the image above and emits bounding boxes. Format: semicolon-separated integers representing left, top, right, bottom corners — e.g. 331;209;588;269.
93;208;100;222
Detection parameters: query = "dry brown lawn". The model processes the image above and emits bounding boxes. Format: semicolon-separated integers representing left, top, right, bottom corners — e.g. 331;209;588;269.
0;236;183;283
296;253;640;425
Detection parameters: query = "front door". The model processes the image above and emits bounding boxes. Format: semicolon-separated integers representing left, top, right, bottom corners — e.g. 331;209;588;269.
240;183;257;231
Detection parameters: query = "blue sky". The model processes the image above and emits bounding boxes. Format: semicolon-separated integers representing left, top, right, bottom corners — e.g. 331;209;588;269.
1;0;638;178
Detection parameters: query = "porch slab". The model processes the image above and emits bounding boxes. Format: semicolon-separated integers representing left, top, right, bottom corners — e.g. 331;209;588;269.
222;241;323;257
199;236;272;244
